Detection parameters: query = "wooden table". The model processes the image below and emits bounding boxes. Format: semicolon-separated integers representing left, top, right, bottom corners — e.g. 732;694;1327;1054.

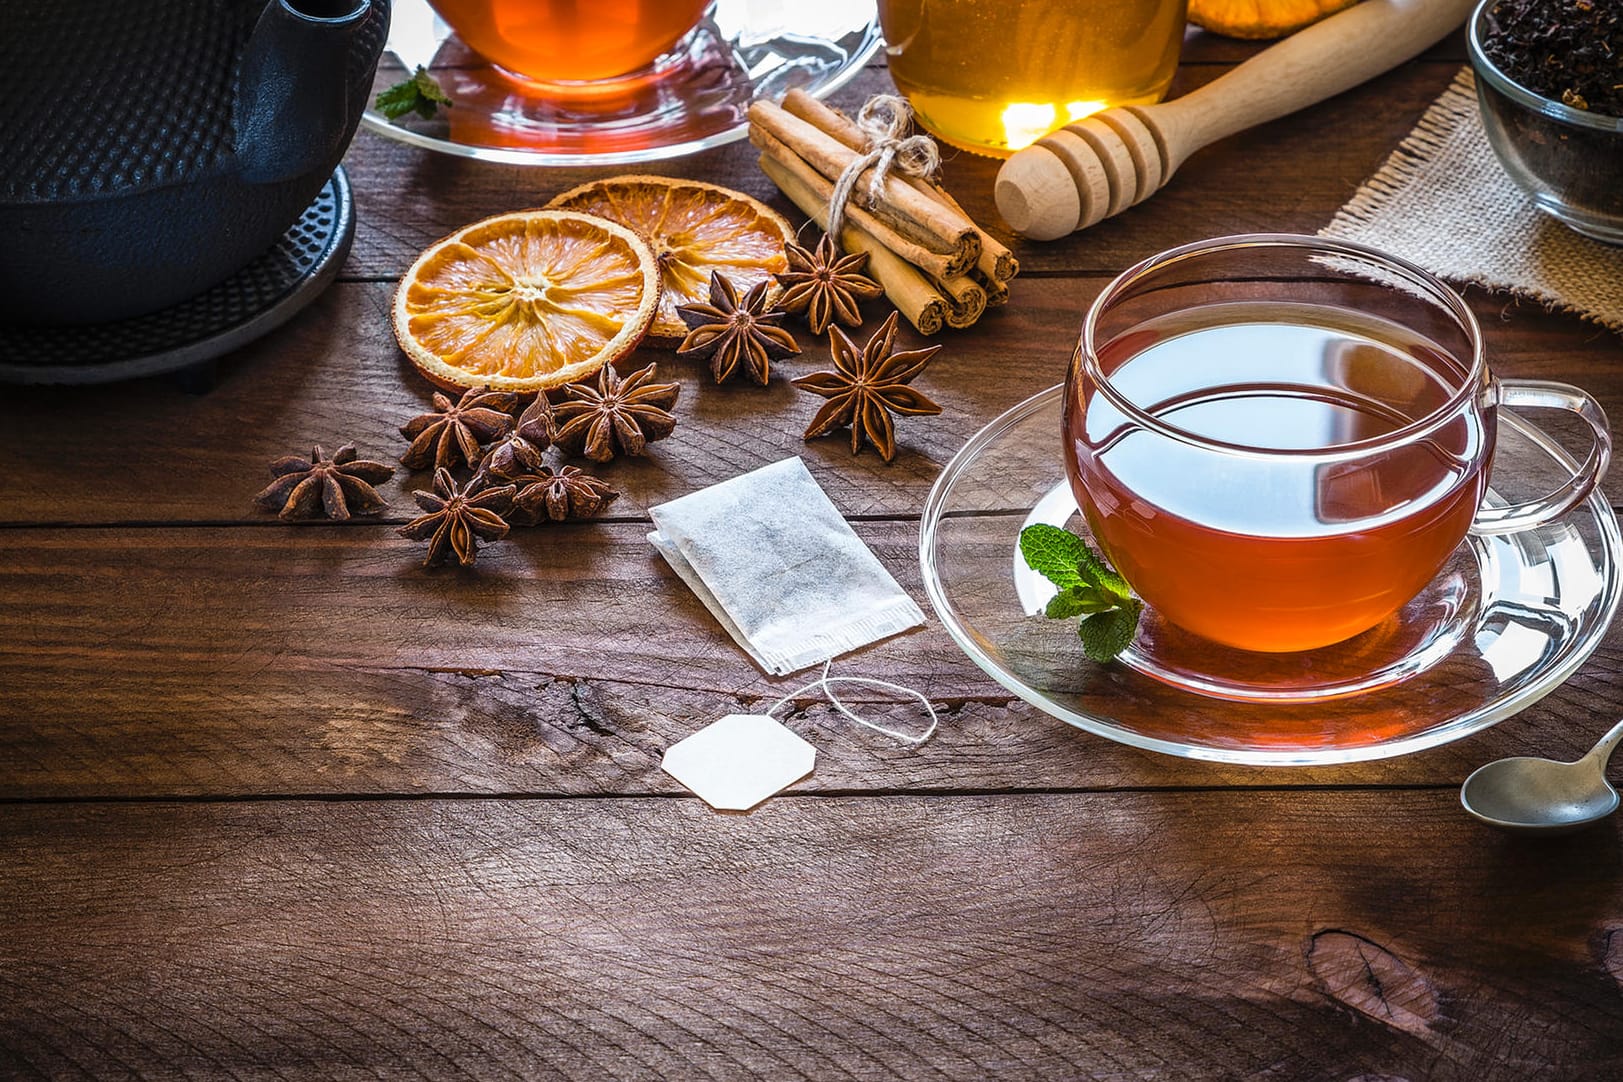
5;29;1623;1081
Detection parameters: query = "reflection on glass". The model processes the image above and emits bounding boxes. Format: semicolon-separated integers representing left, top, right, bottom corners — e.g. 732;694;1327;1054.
1476;619;1553;682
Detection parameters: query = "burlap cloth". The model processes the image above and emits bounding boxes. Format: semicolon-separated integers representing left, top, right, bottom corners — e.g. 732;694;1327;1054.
1320;68;1623;334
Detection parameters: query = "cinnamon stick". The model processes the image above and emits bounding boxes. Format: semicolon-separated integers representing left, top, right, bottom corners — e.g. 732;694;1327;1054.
750;126;961;283
782;88;1019;283
935;274;987;328
748;99;980;277
758;154;947;336
972;269;1010;308
932;184;1020;283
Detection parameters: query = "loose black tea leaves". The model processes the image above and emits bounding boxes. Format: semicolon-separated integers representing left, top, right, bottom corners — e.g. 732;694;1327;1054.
1482;0;1623;116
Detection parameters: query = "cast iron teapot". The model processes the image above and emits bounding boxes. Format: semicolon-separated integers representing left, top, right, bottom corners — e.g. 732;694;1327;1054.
1;0;390;325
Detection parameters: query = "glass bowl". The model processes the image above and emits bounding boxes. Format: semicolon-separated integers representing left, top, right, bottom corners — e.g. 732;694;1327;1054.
1468;0;1623;244
919;386;1622;766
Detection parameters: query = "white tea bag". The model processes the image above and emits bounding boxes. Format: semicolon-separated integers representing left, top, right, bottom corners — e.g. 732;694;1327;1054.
649;457;925;675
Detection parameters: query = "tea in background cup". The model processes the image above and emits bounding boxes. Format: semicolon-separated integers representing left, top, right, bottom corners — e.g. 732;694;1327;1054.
430;0;711;82
877;0;1187;156
1065;234;1612;654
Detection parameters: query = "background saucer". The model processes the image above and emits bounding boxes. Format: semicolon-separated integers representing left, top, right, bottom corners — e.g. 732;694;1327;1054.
361;0;882;166
920;386;1623;766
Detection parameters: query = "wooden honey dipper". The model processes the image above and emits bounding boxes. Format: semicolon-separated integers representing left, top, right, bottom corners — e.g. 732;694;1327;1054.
995;0;1478;240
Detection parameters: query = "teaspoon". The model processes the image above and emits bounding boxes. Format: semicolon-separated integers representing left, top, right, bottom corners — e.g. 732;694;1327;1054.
1461;718;1623;834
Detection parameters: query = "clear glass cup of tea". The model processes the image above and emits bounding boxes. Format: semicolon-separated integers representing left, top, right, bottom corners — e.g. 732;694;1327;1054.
429;0;712;84
1065;233;1612;662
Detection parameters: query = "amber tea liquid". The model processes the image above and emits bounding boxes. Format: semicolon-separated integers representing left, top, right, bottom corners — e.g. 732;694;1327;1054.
1064;302;1493;653
430;0;710;82
878;0;1187;156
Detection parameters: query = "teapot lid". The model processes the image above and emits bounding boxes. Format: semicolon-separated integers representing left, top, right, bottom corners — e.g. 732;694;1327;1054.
2;0;263;204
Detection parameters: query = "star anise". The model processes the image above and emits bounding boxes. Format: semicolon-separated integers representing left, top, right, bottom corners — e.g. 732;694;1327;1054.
479;394;555;481
777;234;884;336
552;363;680;463
254;444;395;521
399;387;519;471
507;466;619;525
398;468;516;567
791;311;943;463
675;272;800;385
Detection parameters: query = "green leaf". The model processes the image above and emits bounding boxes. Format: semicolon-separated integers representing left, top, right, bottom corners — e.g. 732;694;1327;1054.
1077;602;1142;663
375;66;452;121
1044;584;1115;619
1019;523;1088;590
1022;522;1143;663
1076;545;1131;603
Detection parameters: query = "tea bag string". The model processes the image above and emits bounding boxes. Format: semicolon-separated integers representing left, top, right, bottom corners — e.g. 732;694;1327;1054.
826;94;941;250
766;661;940;746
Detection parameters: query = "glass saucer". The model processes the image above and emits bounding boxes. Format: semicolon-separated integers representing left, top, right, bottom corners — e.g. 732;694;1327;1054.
920;386;1623;765
361;0;882;166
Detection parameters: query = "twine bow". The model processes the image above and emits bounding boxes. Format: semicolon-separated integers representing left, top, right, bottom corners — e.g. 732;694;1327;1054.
826;94;941;249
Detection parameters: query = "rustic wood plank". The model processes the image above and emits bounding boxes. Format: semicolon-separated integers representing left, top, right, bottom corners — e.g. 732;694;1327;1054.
2;792;1619;1080
2;521;1618;799
1;279;1617;526
342;56;1469;281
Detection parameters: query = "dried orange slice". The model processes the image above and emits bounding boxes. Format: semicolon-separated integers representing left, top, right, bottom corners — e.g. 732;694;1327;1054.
392;210;659;393
547;175;794;342
1188;0;1359;39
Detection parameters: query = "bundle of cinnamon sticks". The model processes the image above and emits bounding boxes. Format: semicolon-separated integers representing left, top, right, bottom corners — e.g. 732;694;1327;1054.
748;90;1017;335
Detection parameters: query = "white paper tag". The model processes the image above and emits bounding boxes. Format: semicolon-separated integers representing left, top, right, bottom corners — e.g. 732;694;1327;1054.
661;714;817;811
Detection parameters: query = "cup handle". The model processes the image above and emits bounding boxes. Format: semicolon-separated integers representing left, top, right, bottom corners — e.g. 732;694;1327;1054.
1471;379;1613;537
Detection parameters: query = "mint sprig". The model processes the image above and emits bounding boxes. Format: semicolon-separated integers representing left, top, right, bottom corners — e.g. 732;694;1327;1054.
375;66;453;121
1019;523;1142;663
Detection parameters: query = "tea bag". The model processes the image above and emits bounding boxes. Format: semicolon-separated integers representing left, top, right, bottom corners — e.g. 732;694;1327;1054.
661;662;940;811
648;457;925;675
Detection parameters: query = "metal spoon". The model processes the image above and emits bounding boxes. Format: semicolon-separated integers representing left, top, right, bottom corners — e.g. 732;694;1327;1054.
1461;718;1623;834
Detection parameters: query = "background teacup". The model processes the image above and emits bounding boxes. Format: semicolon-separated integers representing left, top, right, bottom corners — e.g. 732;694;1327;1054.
430;0;712;83
1064;234;1612;654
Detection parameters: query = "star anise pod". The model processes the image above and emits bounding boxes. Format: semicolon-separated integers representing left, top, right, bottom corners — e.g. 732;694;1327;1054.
254;444;394;521
507;466;619;525
479;395;555;481
398;468;516;567
675;272;800;385
399;388;519;471
777;234;884;336
791;311;943;463
552;362;680;463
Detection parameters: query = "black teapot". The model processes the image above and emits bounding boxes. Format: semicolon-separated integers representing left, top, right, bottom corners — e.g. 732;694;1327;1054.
1;0;390;325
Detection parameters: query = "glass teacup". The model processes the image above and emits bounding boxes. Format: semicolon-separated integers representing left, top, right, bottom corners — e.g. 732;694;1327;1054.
1064;234;1611;660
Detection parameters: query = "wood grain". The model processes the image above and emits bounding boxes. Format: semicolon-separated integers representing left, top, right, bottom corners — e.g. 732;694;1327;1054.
2;793;1620;1080
3;522;1620;799
0;33;1616;1082
1;278;1617;526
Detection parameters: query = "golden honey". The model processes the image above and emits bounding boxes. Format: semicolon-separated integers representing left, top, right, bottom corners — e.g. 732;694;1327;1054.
877;0;1187;156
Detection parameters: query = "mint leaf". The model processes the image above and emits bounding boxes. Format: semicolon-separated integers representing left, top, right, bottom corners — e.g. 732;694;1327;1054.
1045;584;1116;619
376;66;452;121
1076;545;1131;603
1078;602;1141;663
1019;523;1089;590
1020;523;1141;663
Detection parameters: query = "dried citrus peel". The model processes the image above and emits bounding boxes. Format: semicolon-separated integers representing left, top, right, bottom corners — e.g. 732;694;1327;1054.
548;175;793;342
393;210;659;393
